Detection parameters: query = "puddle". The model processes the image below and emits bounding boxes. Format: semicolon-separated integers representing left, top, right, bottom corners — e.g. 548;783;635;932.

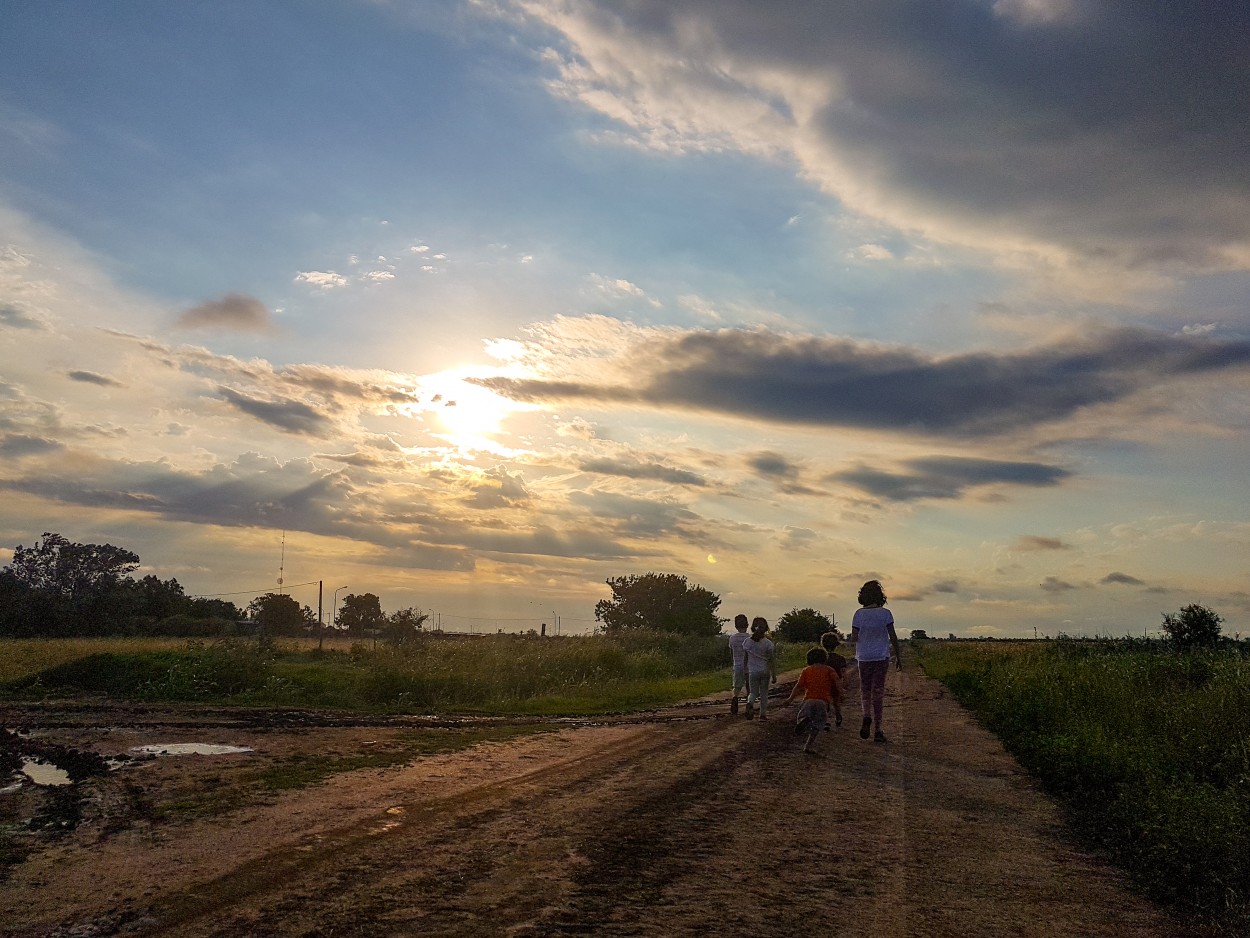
21;758;73;786
130;743;254;756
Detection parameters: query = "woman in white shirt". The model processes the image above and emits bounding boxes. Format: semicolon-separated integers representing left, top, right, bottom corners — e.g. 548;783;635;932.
849;580;901;743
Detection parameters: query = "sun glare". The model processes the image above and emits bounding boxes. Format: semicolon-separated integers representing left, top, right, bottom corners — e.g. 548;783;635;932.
421;370;521;451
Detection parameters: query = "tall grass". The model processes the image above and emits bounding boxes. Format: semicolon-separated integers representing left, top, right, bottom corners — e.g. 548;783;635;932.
2;632;803;715
915;640;1250;934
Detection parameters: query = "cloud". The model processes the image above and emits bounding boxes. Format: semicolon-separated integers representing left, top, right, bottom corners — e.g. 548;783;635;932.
747;451;800;480
294;271;348;289
467;466;531;508
779;525;817;550
1012;535;1070;551
831;455;1068;502
515;2;1250;281
175;293;274;332
218;386;332;436
475;324;1250;439
567;489;701;539
579;456;706;487
66;370;124;388
1040;576;1079;593
1101;571;1145;586
0;303;46;330
0;434;63;457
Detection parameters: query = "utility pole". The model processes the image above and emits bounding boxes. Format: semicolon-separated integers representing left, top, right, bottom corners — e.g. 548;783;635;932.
317;580;324;652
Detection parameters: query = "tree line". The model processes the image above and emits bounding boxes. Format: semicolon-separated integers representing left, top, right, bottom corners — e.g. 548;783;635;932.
0;533;428;642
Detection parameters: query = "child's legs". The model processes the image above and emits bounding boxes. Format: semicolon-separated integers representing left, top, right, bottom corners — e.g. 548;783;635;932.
858;660;888;721
732;666;747;696
747;671;769;709
799;700;828;746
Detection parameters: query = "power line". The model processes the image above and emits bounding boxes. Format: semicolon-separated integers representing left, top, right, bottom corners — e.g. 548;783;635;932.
193;580;320;599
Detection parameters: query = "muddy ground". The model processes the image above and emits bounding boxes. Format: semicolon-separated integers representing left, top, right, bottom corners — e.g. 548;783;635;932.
0;666;1202;937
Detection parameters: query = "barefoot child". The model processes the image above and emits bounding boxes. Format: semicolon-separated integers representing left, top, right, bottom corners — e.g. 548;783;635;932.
784;647;842;754
728;614;750;715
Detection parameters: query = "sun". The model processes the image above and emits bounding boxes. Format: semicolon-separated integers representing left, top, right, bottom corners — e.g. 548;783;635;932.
421;369;520;450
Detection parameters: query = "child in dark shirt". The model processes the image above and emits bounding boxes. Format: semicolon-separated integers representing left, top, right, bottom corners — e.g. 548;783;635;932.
820;631;847;727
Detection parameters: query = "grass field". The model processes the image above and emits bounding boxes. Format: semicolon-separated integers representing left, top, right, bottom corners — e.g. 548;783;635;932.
914;639;1250;934
0;632;807;715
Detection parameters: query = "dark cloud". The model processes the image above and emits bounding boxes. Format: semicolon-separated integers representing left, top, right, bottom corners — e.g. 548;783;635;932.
747;451;799;479
579;456;707;486
218;386;331;436
475;327;1250;438
532;2;1250;271
0;304;45;330
1040;576;1079;593
832;455;1069;502
175;293;274;332
1013;535;1070;551
1102;571;1145;586
0;434;64;458
67;370;124;388
0;451;473;572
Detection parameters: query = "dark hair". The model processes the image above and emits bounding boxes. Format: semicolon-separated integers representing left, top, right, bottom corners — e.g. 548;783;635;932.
820;631;840;651
734;614;749;631
858;579;887;607
749;616;768;640
806;647;828;665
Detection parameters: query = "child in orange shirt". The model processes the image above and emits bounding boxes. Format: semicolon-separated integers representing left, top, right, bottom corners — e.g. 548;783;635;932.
820;630;847;728
783;647;842;754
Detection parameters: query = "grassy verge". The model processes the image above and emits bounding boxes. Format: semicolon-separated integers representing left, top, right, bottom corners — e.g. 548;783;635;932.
914;639;1250;934
1;633;807;715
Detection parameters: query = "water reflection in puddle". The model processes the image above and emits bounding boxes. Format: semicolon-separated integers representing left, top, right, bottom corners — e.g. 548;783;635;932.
131;743;254;756
21;758;72;786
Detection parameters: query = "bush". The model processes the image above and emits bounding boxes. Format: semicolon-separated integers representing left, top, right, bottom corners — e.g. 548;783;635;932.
775;608;833;643
1161;604;1223;648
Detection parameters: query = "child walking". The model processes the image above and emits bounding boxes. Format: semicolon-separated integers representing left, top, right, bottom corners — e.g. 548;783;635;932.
850;579;901;743
728;614;750;715
742;617;776;720
784;647;842;754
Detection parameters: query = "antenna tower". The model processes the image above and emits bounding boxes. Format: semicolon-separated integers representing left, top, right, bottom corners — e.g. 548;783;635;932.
277;530;286;593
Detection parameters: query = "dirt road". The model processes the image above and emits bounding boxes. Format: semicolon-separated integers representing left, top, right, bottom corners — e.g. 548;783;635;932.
2;666;1195;937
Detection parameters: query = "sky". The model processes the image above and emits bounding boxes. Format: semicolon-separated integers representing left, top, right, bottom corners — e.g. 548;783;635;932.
1;0;1248;638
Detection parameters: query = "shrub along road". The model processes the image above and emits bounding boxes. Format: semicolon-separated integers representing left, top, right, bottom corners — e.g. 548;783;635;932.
2;666;1199;937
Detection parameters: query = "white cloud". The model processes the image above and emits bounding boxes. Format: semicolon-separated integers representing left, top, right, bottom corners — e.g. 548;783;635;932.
294;270;348;289
847;243;894;262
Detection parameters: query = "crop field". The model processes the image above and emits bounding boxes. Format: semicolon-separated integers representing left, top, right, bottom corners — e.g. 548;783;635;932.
0;632;807;715
914;639;1250;934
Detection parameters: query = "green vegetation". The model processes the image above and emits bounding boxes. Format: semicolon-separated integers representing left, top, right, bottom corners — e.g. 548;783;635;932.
594;572;723;637
915;638;1250;933
775;607;834;643
1;632;806;714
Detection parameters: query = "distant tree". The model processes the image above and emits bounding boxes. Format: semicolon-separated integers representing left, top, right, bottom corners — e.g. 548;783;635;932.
594;573;723;637
6;532;140;602
338;593;386;635
383;606;430;646
3;533;141;634
1161;604;1223;648
129;575;188;620
910;629;929;641
188;597;243;620
248;593;311;637
776;607;833;643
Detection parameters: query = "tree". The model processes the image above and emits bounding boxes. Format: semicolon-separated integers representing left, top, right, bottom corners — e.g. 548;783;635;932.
1161;604;1223;648
776;607;834;643
129;575;188;620
383;606;430;646
338;593;385;635
6;532;140;602
910;629;929;641
594;573;722;637
248;593;312;637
